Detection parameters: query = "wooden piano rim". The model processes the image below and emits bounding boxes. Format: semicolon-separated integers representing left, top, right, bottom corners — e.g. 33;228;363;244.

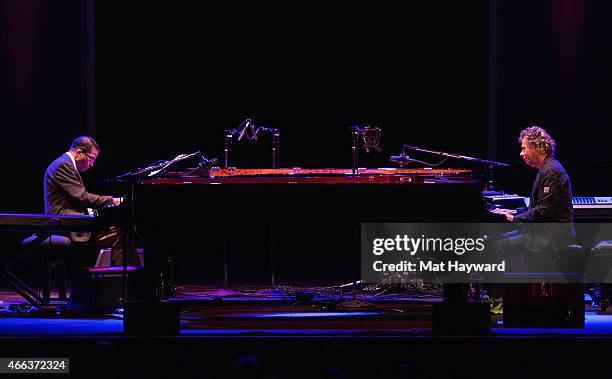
139;168;479;185
208;167;473;177
139;176;480;185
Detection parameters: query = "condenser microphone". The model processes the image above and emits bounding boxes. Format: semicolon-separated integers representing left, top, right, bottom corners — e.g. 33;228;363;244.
390;152;414;165
237;119;250;141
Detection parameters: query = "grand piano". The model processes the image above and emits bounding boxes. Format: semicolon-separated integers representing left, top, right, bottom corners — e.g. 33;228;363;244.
136;167;485;221
128;167;489;300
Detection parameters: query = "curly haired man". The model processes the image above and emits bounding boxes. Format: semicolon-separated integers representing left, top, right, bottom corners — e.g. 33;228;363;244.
494;126;573;223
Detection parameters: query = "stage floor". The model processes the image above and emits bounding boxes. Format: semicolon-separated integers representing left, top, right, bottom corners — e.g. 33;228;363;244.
2;286;612;379
1;286;612;337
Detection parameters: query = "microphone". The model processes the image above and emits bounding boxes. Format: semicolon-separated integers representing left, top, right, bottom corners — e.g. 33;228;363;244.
348;125;362;134
198;156;218;168
237;119;250;141
389;152;414;166
238;119;257;141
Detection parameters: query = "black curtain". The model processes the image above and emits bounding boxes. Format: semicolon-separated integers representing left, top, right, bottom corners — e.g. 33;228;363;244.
495;0;612;195
94;2;489;178
0;0;88;213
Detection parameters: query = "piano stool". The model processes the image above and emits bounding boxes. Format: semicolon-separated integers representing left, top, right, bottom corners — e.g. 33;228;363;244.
2;234;116;306
525;244;585;273
23;234;72;304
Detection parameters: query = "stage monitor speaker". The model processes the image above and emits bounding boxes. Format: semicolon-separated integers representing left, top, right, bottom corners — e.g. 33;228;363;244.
67;267;146;314
503;282;585;328
123;301;180;335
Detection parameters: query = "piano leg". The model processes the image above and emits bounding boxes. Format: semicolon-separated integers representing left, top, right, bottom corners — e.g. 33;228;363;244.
337;223;373;309
223;224;230;290
269;224;279;288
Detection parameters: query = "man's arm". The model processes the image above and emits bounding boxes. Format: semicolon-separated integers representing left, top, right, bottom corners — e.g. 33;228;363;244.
53;162;114;209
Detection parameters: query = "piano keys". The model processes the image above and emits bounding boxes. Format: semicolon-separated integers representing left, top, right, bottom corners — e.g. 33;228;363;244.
483;192;612;221
0;213;99;233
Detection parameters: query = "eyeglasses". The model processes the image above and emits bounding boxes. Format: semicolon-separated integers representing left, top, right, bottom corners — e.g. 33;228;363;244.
84;152;97;164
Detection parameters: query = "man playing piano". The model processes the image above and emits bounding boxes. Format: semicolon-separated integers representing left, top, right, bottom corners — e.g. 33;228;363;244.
486;126;574;310
492;126;573;225
44;136;140;266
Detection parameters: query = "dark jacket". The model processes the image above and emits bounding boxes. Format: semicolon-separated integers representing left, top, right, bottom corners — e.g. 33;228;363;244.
514;157;574;248
514;157;573;223
44;153;113;215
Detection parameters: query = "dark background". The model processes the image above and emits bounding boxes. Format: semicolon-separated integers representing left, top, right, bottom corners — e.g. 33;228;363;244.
494;0;612;196
0;0;611;282
93;1;489;176
0;0;489;214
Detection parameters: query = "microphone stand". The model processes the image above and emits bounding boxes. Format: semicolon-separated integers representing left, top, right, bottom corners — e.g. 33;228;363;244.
401;145;509;191
350;127;360;175
224;130;237;169
224;122;282;295
339;127;376;308
272;131;280;169
258;127;280;293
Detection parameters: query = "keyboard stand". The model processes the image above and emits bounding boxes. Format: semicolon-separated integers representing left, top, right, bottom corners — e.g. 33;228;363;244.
2;233;67;306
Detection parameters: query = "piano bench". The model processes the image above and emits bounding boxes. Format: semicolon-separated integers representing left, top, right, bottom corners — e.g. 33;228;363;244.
554;244;586;272
528;244;585;272
22;234;71;247
20;234;73;304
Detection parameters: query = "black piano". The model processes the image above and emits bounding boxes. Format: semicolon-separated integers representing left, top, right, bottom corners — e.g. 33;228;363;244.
129;168;489;300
